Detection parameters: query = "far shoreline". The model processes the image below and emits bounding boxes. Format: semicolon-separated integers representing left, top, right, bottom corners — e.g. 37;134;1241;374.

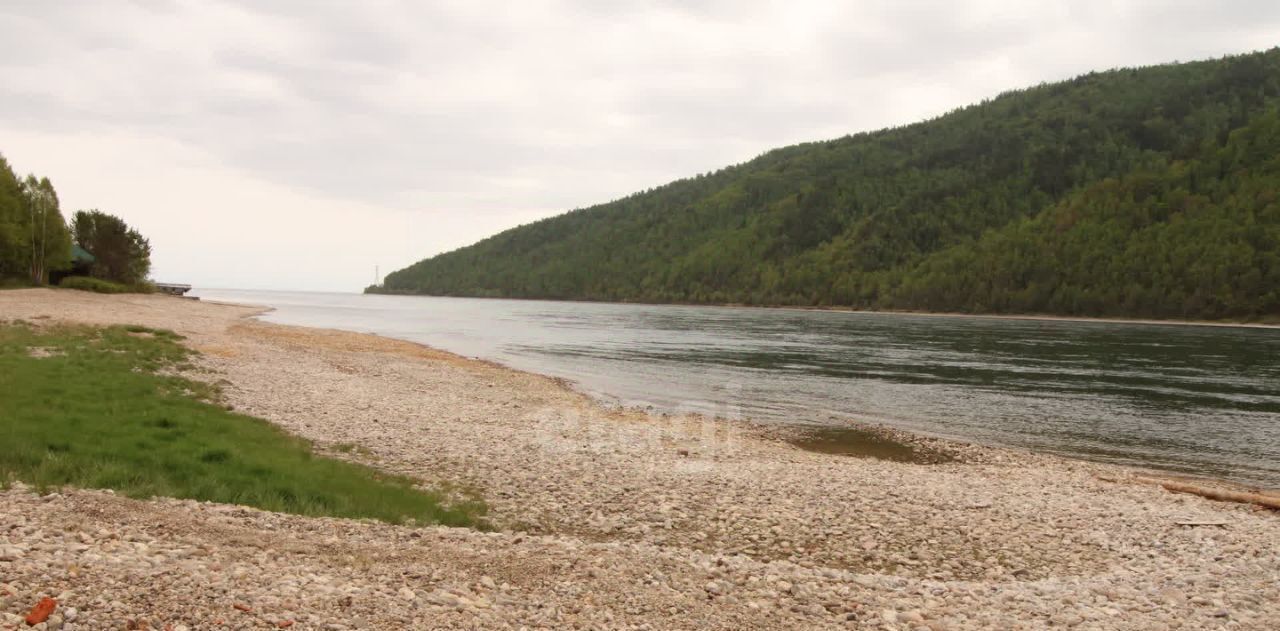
358;288;1280;330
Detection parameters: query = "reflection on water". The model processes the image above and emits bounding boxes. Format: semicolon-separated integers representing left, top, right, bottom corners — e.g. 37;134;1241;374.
194;289;1280;488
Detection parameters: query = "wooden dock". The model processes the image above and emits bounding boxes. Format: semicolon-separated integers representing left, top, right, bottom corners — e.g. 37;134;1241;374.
154;283;192;296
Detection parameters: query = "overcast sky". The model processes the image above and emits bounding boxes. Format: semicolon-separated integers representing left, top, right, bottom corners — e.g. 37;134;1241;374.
1;1;1277;291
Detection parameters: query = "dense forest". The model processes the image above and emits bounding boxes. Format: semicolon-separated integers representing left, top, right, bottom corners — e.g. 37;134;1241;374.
0;152;152;289
372;49;1280;321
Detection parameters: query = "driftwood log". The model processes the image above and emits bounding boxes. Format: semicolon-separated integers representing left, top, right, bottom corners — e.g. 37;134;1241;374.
1127;476;1280;511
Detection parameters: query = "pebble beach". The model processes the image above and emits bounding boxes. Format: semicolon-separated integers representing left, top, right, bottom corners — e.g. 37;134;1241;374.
2;289;1278;630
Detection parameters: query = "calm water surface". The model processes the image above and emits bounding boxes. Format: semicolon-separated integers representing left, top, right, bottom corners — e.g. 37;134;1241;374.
194;289;1280;488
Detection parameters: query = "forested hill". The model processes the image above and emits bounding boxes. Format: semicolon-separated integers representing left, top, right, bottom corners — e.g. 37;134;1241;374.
372;48;1280;321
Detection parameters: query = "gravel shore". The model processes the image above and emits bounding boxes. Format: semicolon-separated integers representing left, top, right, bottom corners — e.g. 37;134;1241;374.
2;289;1277;630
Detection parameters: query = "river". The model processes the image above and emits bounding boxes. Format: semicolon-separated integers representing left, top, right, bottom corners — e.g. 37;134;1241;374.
193;289;1280;489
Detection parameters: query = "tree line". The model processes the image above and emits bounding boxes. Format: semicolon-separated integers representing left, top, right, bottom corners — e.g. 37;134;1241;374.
1;153;152;289
371;48;1280;321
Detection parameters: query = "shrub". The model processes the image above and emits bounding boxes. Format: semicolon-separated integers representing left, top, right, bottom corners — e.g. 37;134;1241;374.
0;278;35;290
58;276;156;294
58;276;130;293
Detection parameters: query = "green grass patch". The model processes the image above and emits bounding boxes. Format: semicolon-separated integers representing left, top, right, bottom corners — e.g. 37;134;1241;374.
0;322;485;527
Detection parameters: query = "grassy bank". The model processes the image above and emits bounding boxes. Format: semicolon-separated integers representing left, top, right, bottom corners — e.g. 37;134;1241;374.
0;320;484;527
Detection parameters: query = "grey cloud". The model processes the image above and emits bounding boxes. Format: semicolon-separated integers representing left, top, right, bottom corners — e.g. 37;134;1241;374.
2;1;1278;216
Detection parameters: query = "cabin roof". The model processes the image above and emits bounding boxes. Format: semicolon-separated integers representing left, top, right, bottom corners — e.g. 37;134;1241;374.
71;245;95;264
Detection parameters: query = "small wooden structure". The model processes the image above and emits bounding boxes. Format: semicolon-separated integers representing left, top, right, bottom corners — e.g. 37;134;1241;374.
154;283;192;296
49;245;96;285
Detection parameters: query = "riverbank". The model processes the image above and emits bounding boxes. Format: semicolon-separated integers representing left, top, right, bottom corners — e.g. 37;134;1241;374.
363;290;1280;329
2;288;1278;629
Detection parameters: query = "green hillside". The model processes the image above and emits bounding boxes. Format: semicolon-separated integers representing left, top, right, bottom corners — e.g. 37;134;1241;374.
372;49;1280;321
